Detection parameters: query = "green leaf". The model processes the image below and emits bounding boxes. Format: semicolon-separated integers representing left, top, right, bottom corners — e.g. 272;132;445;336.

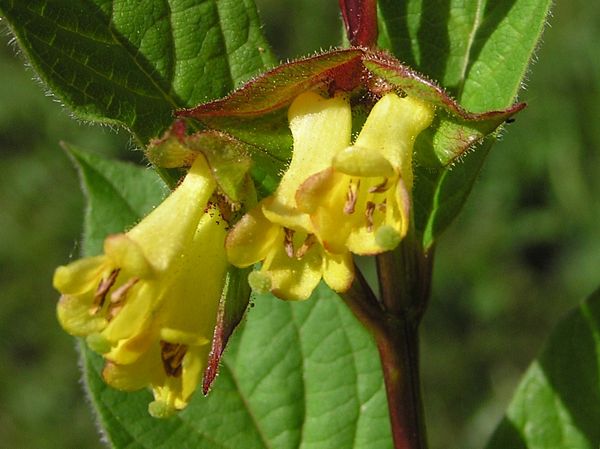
414;140;492;248
0;0;276;142
362;54;524;166
378;0;553;247
486;286;600;449
72;150;391;448
82;288;392;449
378;0;551;109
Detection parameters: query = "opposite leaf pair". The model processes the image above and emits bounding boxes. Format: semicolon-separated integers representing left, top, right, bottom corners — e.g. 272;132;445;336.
53;90;433;416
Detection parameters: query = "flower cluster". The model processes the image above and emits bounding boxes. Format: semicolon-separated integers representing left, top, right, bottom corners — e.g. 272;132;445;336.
54;155;228;417
54;89;434;415
226;91;433;300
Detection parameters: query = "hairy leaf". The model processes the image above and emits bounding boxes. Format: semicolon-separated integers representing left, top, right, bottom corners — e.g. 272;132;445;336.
378;0;553;247
179;48;522;184
0;0;276;142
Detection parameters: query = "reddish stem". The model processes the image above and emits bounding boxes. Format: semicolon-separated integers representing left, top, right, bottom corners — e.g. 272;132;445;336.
375;317;427;449
338;0;379;47
342;236;433;449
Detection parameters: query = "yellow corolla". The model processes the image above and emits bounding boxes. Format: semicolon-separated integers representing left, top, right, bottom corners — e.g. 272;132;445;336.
227;91;433;300
297;92;434;255
226;92;355;300
53;154;228;416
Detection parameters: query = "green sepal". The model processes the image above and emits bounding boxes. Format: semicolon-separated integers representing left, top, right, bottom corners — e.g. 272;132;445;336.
147;124;256;204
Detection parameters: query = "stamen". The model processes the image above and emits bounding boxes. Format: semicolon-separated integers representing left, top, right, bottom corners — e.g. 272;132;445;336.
90;269;120;315
284;228;295;258
295;234;316;259
106;277;139;320
160;341;188;378
365;201;376;232
377;200;387;213
369;179;390;193
344;180;360;214
110;277;139;303
107;303;123;320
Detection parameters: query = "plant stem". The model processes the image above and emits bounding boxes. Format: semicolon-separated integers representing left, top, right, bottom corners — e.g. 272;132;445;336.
375;315;427;449
342;236;434;449
377;234;433;449
338;0;379;47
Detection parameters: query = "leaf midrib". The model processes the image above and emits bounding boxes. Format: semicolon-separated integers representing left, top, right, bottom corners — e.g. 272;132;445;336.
107;0;180;110
456;0;486;100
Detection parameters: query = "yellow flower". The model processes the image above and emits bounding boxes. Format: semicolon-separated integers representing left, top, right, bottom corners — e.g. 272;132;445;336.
226;91;433;300
53;154;228;416
226;92;355;300
297;92;434;255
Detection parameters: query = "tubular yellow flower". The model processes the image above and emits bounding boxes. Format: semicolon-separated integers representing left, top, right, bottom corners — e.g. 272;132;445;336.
297;92;434;255
226;91;434;300
226;92;354;300
53;154;228;416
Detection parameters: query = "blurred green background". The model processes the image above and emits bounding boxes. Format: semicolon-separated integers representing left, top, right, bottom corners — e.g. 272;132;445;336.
0;1;598;448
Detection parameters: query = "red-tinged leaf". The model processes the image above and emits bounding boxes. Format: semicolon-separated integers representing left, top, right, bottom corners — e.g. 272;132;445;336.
363;53;526;166
364;53;525;122
178;48;524;173
178;49;364;119
203;266;251;393
339;0;379;48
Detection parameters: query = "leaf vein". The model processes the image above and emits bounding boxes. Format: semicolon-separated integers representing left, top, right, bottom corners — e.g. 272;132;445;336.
221;358;272;449
456;0;485;99
108;3;180;110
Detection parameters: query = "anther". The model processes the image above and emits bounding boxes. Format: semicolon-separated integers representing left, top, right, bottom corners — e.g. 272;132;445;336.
160;341;187;378
295;234;316;259
344;180;360;214
110;277;139;304
90;269;120;315
284;228;295;258
106;277;139;320
369;179;390;193
365;201;376;232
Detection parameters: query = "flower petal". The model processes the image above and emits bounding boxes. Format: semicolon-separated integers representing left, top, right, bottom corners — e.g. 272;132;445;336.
180;346;210;403
104;234;152;279
57;293;108;336
226;204;280;267
103;345;163;392
53;256;105;295
128;154;216;272
322;252;354;292
265;92;351;219
101;284;156;357
332;145;395;178
156;208;228;339
263;238;323;301
353;94;434;187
